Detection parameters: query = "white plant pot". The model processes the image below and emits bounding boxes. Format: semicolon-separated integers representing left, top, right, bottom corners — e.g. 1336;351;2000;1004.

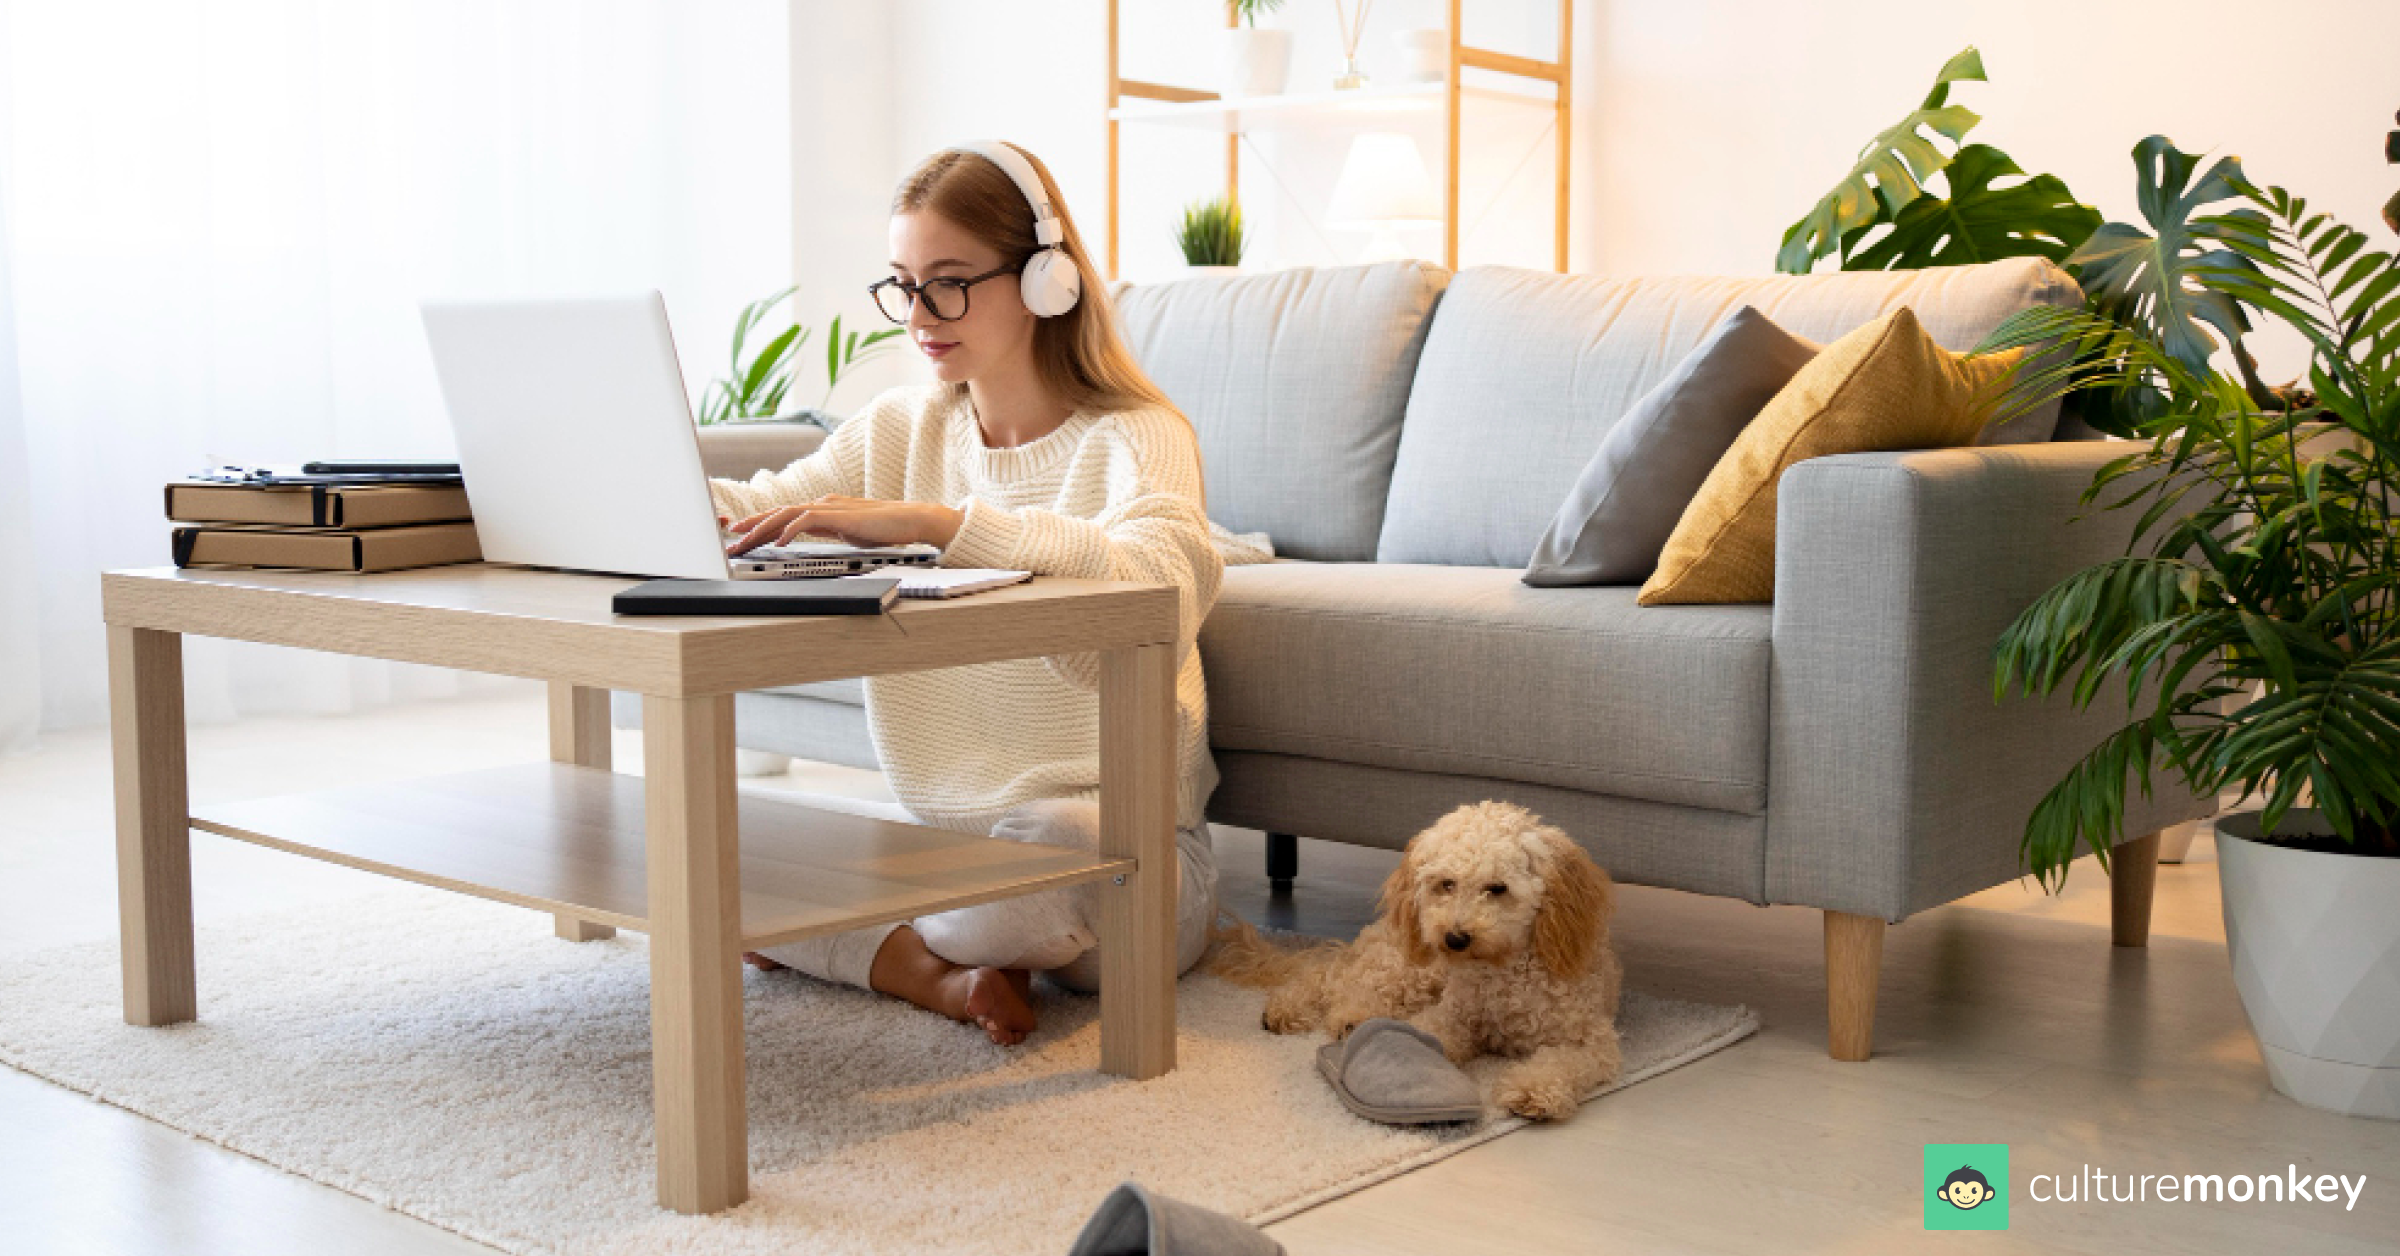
1181;264;1242;277
2217;809;2400;1118
1219;27;1291;99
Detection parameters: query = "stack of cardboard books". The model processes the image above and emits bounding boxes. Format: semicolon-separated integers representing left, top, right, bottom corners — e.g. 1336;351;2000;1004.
167;478;480;573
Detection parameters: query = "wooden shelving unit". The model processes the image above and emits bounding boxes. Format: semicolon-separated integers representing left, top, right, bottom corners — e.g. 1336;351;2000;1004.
1104;0;1573;276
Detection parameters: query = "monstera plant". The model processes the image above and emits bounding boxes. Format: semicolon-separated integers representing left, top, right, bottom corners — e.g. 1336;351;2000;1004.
1980;143;2400;1117
1776;47;2101;276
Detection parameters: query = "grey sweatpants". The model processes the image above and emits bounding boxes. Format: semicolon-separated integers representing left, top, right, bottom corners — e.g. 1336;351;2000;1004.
755;795;1217;994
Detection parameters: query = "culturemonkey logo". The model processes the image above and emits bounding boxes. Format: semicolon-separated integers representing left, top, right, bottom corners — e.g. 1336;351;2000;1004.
1924;1144;2010;1230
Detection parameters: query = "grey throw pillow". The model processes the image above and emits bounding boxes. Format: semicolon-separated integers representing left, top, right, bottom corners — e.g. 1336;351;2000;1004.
1523;306;1820;587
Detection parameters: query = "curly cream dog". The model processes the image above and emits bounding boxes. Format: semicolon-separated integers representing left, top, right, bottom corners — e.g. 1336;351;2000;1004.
1213;801;1623;1120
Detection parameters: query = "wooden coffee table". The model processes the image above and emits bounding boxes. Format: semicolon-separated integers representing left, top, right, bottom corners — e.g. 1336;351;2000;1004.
100;563;1183;1214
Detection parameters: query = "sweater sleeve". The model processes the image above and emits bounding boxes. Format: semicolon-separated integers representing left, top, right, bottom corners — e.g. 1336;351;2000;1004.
940;417;1224;691
705;398;881;520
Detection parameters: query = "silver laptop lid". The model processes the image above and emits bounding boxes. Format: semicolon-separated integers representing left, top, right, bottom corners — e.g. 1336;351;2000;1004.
420;293;731;580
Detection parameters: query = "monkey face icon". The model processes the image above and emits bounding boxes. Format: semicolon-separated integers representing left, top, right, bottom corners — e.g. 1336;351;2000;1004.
1938;1167;1998;1210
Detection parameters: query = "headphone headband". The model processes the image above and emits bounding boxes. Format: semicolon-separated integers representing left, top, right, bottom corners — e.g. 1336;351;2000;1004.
953;141;1065;248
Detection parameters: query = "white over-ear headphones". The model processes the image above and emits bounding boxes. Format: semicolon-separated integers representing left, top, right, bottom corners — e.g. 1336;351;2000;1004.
952;140;1082;318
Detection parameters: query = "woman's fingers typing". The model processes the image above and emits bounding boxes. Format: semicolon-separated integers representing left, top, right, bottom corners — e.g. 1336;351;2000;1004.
727;498;935;554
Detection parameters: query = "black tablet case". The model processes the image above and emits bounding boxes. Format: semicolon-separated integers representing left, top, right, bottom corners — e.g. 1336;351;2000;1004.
612;576;900;616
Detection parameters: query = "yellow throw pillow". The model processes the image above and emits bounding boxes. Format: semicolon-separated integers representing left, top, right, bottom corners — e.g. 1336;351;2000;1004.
1636;307;2022;606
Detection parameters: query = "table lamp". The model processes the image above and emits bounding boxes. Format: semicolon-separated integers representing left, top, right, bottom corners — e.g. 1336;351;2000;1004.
1326;133;1440;263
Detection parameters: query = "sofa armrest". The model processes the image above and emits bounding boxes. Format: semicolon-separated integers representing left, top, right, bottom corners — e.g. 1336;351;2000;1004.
1766;443;2214;920
693;422;827;481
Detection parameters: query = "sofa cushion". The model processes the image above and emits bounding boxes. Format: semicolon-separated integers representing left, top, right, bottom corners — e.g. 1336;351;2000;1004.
1199;562;1773;813
1639;308;2023;605
1376;258;2082;568
1112;262;1449;561
1524;306;1820;587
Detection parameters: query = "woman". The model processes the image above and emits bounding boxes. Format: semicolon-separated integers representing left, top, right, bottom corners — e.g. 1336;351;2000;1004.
711;141;1223;1046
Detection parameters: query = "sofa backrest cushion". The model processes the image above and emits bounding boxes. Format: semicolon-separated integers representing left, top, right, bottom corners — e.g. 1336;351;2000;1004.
1375;257;2083;568
1112;261;1450;561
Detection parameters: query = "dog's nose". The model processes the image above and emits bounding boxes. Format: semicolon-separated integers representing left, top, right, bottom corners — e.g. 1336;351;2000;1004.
1443;931;1472;952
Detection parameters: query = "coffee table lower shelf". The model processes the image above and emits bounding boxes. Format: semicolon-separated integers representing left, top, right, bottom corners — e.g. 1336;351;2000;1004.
187;763;1131;949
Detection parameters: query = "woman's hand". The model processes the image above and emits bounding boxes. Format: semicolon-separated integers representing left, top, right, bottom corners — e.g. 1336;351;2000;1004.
726;496;964;555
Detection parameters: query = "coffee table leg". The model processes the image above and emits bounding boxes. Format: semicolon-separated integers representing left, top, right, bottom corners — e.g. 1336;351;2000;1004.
548;682;618;942
1097;643;1176;1079
109;625;196;1027
641;693;748;1213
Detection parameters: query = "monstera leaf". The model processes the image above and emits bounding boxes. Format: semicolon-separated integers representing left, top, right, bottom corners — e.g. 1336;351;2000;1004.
1842;144;2103;271
1776;47;1988;274
2068;136;2261;376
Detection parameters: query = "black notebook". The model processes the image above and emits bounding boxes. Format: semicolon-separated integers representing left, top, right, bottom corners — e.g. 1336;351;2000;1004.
612;576;900;616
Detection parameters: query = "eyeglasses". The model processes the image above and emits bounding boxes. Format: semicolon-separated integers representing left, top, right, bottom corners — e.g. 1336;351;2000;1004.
867;263;1017;324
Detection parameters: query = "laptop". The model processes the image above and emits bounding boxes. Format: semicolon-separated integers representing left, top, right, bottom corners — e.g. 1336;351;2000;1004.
418;293;938;581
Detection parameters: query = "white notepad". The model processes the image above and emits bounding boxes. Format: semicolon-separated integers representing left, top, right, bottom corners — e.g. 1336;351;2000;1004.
890;568;1033;599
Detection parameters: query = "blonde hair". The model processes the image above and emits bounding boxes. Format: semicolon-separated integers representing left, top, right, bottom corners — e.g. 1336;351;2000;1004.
892;143;1180;421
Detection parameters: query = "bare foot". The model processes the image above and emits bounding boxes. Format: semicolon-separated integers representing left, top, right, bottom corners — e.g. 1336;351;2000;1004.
863;927;1041;1045
956;967;1037;1045
743;951;786;971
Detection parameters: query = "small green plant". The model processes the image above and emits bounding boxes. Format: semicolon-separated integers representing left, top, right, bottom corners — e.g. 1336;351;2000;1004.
820;313;903;410
1228;0;1283;28
1175;196;1246;267
697;287;901;425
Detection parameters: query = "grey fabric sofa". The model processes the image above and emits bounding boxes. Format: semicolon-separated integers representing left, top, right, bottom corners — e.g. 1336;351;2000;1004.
649;259;2214;1061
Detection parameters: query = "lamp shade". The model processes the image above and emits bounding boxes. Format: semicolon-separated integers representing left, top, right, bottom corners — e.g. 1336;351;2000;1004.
1326;133;1440;227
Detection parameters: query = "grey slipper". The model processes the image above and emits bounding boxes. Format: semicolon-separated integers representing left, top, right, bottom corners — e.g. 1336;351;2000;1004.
1314;1018;1484;1125
1067;1181;1283;1256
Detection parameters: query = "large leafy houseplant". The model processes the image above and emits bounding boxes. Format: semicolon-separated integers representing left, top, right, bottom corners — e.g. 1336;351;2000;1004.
1981;146;2400;887
1776;47;2101;276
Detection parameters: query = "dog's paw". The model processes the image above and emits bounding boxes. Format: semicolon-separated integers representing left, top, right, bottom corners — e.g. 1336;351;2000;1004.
1494;1076;1581;1121
1260;998;1312;1036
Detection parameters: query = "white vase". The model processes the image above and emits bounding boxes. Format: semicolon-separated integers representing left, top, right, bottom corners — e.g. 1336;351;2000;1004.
1219;27;1291;99
1181;264;1241;277
2217;810;2400;1119
1392;28;1444;82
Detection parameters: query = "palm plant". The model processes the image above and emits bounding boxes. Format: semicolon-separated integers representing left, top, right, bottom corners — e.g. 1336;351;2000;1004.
1983;146;2400;886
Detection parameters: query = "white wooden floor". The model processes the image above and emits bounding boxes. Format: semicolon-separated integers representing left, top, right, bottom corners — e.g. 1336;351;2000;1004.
2;690;2394;1254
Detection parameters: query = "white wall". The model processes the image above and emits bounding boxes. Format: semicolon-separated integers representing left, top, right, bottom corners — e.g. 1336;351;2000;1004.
1575;1;2398;279
795;0;2399;391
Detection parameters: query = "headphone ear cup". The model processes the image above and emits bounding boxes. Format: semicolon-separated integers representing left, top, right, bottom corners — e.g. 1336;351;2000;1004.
1018;248;1082;317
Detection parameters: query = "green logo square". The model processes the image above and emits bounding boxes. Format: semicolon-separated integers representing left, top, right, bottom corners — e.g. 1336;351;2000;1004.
1924;1144;2009;1229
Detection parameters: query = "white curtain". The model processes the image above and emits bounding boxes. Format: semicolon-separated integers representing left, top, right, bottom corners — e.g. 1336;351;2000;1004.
0;0;791;749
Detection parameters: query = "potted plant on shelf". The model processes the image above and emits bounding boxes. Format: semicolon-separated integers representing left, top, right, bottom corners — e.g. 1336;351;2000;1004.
1174;196;1245;274
696;286;901;430
1220;0;1290;100
1984;137;2400;1118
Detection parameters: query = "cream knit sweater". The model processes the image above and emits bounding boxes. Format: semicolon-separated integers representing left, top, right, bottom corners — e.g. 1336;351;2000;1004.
709;385;1223;835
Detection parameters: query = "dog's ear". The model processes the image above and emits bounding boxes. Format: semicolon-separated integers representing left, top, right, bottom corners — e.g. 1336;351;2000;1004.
1532;829;1613;980
1378;842;1435;966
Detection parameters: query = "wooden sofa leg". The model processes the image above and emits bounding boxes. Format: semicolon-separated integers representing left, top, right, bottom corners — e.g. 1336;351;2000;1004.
1266;832;1298;893
2110;829;2161;948
1824;911;1885;1062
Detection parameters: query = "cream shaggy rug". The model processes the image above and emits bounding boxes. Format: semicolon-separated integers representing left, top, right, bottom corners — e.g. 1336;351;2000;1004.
0;888;1756;1256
